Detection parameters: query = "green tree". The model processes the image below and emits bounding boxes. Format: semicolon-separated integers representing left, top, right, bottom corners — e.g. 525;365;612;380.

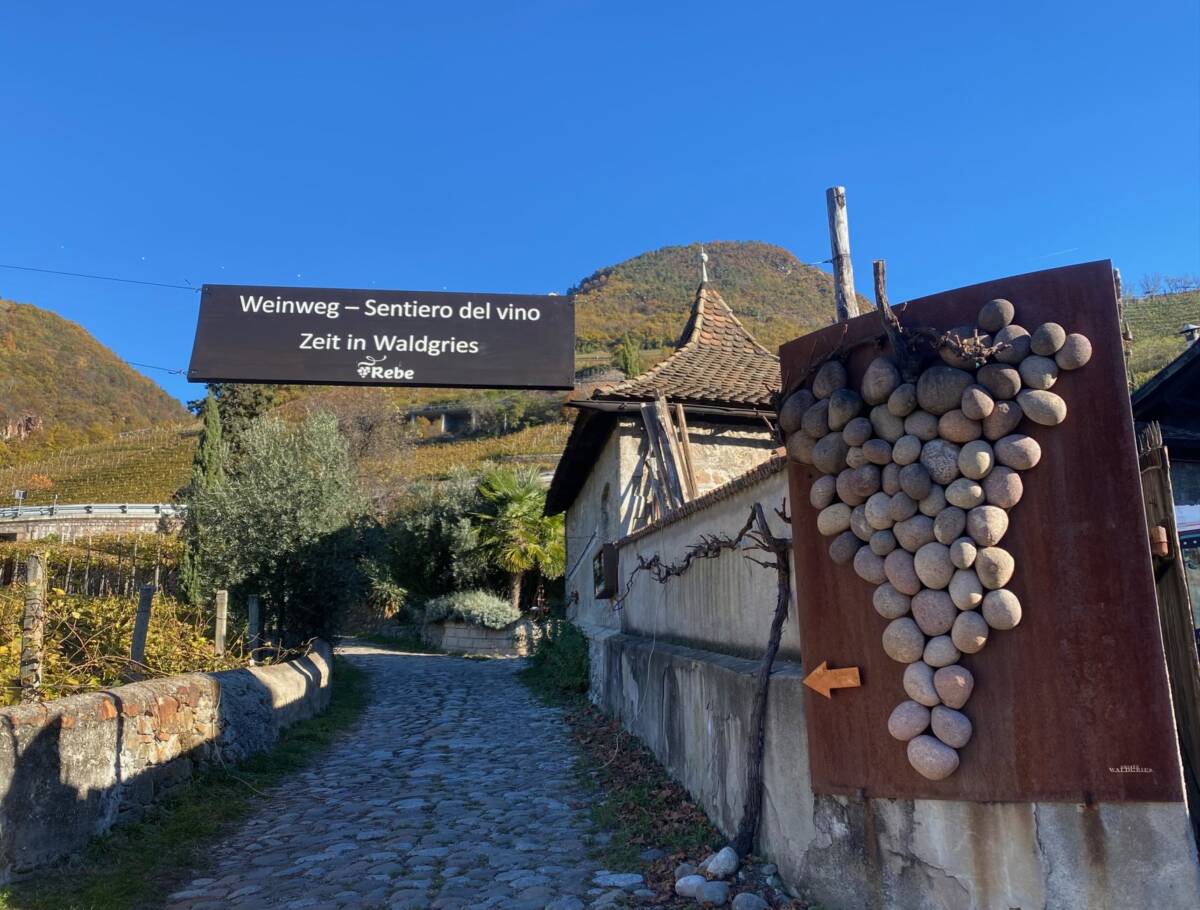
179;390;224;606
473;466;565;610
205;383;277;456
613;333;642;378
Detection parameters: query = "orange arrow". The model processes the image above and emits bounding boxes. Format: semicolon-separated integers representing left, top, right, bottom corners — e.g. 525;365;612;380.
804;661;861;699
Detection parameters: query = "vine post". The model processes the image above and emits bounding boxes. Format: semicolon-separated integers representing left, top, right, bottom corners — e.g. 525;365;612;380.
20;553;47;702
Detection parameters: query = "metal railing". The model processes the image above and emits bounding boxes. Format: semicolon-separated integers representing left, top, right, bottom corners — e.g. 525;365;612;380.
0;503;184;522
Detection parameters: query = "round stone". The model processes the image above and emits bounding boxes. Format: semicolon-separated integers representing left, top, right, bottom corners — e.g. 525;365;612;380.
828;388;864;430
914;542;955;589
961;384;995;421
938;409;983;444
981;589;1022;630
907;734;960;780
921;439;962;485
894;514;936;553
817;503;853;536
899;463;933;500
923;635;961;668
945;478;985;509
917;366;974;416
957;440;995;481
850;505;873;542
995;434;1042;470
865;492;895;530
870;528;898;556
888;382;918;417
903;660;941;707
846;464;882;500
862;357;902;405
836;469;866;507
787;432;816;465
889;491;919;523
951;610;989;655
888;700;932;741
983;466;1023;508
813;360;848;398
843;416;874;447
1031;322;1067;356
905;410;940;442
853;546;888;584
933;665;975;709
779;388;816;433
882;617;926;663
978;298;1015;333
885;548;922;596
949;537;977;570
982;400;1023;441
893;434;923;466
870;405;906;443
912;589;957;636
976;363;1021;400
874;583;912;619
975;547;1015;589
863;438;893;466
1017;389;1067;426
829;531;862;565
846;446;867;470
881;462;902;495
993;324;1032;364
948;568;983;610
931;705;973;749
1056;333;1092;370
967;505;1008;547
1018;355;1059;391
919;485;948;518
933;506;967;545
801;399;831;438
812;432;851;475
810;474;837;509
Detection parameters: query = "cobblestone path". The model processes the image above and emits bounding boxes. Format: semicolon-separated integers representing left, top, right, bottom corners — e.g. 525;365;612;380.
165;642;633;910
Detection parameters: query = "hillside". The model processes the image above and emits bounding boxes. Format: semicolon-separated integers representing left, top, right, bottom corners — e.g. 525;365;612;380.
1122;290;1200;388
0;298;187;459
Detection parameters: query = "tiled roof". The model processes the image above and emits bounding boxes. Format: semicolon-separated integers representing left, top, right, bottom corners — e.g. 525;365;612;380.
589;283;780;410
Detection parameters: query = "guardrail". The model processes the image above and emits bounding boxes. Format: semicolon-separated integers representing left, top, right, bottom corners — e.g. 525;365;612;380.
0;503;184;522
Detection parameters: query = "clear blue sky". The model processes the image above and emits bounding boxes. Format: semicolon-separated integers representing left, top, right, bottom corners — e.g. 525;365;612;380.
2;1;1197;402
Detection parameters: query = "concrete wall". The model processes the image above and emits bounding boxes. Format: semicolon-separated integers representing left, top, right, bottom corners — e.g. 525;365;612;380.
0;641;332;881
0;516;182;542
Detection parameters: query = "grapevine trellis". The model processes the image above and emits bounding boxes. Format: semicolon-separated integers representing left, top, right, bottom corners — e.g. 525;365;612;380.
782;297;1092;779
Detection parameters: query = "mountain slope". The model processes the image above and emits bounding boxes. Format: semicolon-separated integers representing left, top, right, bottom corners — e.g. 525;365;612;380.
0;298;187;454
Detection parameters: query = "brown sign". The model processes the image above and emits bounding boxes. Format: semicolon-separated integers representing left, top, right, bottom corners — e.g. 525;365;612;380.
781;260;1183;802
188;284;575;390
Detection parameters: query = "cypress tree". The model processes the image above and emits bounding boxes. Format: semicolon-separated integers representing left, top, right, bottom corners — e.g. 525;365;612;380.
180;390;224;605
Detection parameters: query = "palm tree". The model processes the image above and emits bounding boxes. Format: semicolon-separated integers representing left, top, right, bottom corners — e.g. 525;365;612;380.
474;467;565;610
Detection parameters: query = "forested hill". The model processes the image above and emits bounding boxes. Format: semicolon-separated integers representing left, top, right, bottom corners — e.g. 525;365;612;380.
572;240;866;352
0;298;187;454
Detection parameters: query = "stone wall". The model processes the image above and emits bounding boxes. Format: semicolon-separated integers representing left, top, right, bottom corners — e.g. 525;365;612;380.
0;515;182;542
0;641;332;881
423;619;540;657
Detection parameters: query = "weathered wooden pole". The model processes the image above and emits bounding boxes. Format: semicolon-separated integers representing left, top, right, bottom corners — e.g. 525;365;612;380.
130;583;155;672
826;186;860;321
247;594;261;663
20;554;47;702
215;589;228;657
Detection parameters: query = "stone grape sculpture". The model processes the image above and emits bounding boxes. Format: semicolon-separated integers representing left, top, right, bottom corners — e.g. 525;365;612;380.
780;299;1092;780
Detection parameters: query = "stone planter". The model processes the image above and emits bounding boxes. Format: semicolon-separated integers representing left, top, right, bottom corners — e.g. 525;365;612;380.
422;618;541;657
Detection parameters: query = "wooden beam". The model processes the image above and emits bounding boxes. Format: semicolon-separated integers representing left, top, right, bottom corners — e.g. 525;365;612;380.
673;403;699;499
826;186;860;321
640;401;686;511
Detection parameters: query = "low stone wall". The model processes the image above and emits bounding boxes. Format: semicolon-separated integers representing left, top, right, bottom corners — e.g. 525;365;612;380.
0;641;332;881
423;619;540;656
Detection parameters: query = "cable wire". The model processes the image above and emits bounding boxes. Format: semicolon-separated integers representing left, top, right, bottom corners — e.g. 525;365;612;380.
0;262;198;291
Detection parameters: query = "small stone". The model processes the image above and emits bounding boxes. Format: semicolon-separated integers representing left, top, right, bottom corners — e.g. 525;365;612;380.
863;438;893;466
812;432;850;474
903;660;941;707
547;899;585;910
933;506;967;545
787;431;816;465
1017;389;1067;426
846;446;866;471
874;582;912;619
862;357;902;405
759;864;778;878
732;893;769;910
931;705;974;749
978;298;1015;333
995;434;1042;470
919;485;948;517
813;360;848;398
983;465;1023;508
841;463;882;503
894;514;936;552
829;531;862;565
828;388;864;430
893;434;923;466
904;409;940;442
920;439;961;485
888;382;918;417
870;528;898;556
948;568;983;610
810;474;837;509
675;863;699;882
914;542;954;589
977;363;1021;400
993;324;1032;364
817;503;853;536
956;439;994;481
594;872;645;889
1019;355;1059;391
676;874;708;898
779;389;816;433
975;547;1015;589
945;478;985;509
982;589;1022;630
1056;333;1092;370
951;610;989;654
854;546;888;584
934;664;975;709
706;846;739;879
881;462;902;495
938;409;982;444
865;492;895;530
923;634;960;668
870;405;906;443
949;536;977;569
967;505;1008;547
888;700;932;741
639;847;666;862
882;617;926;663
851;505;873;542
843;416;874;446
1031;322;1067;356
917;366;975;416
982;400;1023;440
696;880;731;906
899;463;933;500
911;589;956;635
888;492;919;523
907;734;960;780
801;399;831;438
961;384;995;421
885;548;922;595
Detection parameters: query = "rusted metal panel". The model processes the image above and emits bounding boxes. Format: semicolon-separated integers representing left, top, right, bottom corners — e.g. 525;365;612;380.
781;260;1183;802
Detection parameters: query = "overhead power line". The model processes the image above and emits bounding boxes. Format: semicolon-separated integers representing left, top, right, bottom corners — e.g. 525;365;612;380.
0;262;198;291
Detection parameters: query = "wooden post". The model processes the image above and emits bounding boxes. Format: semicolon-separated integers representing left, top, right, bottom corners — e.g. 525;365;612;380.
130;583;155;673
826;186;860;320
247;594;261;663
673;403;699;499
214;589;228;657
20;554;46;702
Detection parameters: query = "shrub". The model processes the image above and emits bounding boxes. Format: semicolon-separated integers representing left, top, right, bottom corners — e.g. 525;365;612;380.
522;620;590;700
423;589;520;630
